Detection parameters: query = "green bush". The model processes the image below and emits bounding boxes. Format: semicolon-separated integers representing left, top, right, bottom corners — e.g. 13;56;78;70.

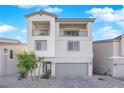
17;50;37;80
18;71;27;80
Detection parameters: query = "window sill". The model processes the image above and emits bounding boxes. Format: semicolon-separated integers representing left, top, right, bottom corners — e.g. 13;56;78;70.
67;50;80;52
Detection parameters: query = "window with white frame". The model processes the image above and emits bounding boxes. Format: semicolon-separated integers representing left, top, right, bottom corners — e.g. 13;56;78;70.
64;31;79;36
67;41;80;51
35;40;47;51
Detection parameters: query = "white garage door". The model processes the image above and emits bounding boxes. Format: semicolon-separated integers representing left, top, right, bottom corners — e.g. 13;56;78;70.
115;64;124;79
55;63;88;77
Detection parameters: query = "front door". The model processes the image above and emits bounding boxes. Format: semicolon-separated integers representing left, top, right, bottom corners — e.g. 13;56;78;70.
43;62;51;75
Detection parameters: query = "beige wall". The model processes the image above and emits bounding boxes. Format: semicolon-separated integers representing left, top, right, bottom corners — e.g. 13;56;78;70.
113;41;120;56
0;44;26;76
121;37;124;56
94;37;124;78
93;41;113;75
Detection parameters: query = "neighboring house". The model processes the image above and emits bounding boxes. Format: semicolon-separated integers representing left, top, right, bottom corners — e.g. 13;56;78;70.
0;38;26;77
94;35;124;79
25;10;95;77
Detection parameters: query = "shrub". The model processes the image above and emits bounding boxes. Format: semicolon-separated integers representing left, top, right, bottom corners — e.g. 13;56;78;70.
42;70;50;79
17;50;37;80
18;70;27;80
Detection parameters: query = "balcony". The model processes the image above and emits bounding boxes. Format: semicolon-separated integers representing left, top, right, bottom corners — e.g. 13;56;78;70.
32;21;50;36
60;31;87;37
32;30;50;36
60;23;87;37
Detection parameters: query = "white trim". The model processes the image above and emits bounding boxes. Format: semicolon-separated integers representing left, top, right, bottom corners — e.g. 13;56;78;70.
109;56;124;59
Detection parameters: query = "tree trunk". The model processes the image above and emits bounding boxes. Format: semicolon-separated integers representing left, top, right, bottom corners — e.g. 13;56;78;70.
33;68;37;80
37;62;42;80
30;70;34;81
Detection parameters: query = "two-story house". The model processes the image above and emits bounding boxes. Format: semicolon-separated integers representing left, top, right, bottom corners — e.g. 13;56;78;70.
25;10;95;77
94;35;124;79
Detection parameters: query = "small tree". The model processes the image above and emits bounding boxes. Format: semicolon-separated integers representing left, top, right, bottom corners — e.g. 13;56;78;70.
17;50;37;80
36;57;45;80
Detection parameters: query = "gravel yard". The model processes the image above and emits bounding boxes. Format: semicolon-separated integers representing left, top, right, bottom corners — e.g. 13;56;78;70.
1;74;124;88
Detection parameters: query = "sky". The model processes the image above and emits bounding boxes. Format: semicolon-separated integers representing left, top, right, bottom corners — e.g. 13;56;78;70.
0;5;124;43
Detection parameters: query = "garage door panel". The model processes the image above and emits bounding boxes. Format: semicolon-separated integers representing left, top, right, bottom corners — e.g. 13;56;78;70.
55;63;88;76
115;64;124;78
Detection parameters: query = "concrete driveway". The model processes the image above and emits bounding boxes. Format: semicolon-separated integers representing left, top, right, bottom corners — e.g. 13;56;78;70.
51;76;123;88
1;74;124;88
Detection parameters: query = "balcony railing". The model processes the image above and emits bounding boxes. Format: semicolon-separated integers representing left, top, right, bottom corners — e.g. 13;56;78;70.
60;31;87;37
32;30;50;36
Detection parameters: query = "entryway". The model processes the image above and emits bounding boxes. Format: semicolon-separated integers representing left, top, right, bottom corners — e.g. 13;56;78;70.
43;62;51;75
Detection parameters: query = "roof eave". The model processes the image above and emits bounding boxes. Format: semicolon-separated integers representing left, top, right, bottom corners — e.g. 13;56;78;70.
56;18;95;22
25;10;57;18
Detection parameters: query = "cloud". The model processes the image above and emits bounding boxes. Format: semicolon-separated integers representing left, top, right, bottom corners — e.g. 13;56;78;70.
18;5;38;9
117;21;124;27
18;5;63;13
97;26;121;39
21;29;27;34
18;5;48;10
44;7;63;13
86;7;124;22
0;24;17;33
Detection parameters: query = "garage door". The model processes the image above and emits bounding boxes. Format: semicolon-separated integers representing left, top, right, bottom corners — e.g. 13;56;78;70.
55;63;88;77
115;64;124;79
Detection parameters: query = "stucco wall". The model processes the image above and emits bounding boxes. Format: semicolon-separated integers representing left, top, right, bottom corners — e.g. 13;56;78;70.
27;14;56;57
113;41;120;56
121;37;124;56
0;44;26;76
111;57;124;77
93;41;113;75
55;22;93;58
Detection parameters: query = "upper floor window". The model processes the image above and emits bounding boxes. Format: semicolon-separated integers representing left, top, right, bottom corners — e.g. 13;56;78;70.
67;41;80;51
64;31;79;36
4;48;8;53
35;40;47;51
32;21;50;36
